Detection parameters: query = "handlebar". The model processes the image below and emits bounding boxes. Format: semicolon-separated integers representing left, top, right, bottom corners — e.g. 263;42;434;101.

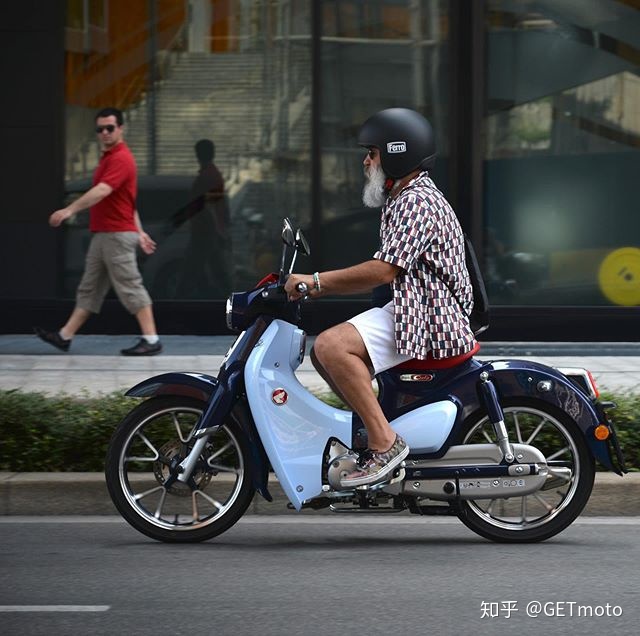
253;279;309;302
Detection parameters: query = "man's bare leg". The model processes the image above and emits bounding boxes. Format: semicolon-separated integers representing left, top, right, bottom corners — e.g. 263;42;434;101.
312;322;396;451
135;304;158;336
310;347;353;408
60;307;91;340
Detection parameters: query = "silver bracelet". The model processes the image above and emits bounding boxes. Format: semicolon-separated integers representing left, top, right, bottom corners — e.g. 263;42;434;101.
313;271;321;293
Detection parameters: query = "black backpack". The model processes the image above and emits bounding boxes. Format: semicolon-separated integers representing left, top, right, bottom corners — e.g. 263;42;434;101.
371;234;490;336
463;234;490;336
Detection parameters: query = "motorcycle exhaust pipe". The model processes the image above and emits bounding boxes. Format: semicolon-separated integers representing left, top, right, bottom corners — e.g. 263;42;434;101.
403;469;548;501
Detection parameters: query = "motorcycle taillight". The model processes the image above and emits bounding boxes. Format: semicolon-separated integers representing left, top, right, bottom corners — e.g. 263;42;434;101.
586;370;600;399
557;367;600;400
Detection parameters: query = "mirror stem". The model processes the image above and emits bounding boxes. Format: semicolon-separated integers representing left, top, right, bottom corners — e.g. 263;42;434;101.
279;245;287;283
289;250;298;275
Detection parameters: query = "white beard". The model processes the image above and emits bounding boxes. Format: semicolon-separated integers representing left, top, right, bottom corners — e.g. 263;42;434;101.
362;163;388;208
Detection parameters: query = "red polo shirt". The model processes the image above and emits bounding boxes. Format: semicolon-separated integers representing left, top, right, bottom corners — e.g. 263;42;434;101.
90;142;138;232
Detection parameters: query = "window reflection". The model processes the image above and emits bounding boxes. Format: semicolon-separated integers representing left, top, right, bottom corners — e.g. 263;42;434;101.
64;1;312;300
318;0;450;275
485;0;640;306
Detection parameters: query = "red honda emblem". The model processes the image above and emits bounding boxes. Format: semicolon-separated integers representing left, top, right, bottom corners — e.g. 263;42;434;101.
272;388;288;405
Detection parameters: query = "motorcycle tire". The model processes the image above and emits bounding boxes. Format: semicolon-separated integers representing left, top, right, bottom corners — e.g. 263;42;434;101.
456;398;595;543
105;396;254;543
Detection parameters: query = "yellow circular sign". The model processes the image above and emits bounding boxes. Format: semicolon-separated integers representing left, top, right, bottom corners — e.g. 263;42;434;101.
598;247;640;306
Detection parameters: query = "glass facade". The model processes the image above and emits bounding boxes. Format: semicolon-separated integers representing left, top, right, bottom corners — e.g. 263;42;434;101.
317;0;450;272
36;0;638;333
61;0;452;301
64;0;313;299
484;0;640;306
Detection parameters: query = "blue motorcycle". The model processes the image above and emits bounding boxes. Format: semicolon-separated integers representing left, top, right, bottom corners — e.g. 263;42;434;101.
105;219;627;543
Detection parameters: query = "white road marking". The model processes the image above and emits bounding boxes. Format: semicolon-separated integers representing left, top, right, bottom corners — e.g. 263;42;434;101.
0;606;110;612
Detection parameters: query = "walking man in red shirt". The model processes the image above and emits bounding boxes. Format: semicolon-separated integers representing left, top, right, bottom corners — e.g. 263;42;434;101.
35;107;162;356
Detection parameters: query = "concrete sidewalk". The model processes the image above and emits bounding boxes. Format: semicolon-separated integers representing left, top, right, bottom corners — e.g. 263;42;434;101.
3;335;640;395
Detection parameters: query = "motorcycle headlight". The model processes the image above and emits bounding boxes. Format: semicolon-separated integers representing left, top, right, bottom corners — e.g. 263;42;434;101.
225;295;234;331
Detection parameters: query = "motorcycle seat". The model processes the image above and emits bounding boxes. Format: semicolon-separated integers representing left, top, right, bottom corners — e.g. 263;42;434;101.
392;341;480;371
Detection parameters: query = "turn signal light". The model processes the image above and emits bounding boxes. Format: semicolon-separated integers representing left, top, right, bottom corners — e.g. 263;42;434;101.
594;424;610;441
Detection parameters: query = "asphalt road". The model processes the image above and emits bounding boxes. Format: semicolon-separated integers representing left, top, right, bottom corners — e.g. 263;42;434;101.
0;516;638;636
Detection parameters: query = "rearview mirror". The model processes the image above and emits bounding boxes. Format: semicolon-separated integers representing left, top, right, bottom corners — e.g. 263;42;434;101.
295;229;311;256
282;218;295;247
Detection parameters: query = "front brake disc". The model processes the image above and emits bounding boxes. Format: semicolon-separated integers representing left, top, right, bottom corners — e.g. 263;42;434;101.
153;440;213;496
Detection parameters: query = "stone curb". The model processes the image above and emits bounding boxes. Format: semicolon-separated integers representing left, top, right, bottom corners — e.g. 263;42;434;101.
1;472;637;517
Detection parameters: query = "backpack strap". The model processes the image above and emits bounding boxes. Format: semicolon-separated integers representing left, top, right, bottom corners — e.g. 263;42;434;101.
463;234;490;336
422;234;490;336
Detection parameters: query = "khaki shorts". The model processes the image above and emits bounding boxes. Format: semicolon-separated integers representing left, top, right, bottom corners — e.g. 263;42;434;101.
76;232;152;315
347;301;414;376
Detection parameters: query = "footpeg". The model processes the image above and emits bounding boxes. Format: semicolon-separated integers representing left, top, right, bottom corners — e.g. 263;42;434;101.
354;466;406;491
388;466;406;484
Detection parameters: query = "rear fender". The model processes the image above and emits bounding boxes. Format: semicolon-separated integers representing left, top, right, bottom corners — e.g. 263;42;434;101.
124;372;272;500
488;360;619;473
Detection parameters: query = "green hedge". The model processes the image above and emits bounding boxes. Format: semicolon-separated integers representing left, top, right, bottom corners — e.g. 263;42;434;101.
0;390;139;471
0;389;638;472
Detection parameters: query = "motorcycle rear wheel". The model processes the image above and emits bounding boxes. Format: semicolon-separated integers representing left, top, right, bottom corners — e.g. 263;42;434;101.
105;396;254;543
456;398;595;543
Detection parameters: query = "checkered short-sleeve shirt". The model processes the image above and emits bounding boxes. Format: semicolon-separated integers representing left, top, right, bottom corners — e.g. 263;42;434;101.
373;171;475;360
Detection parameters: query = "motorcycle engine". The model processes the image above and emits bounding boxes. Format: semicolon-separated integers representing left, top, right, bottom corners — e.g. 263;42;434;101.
326;443;359;489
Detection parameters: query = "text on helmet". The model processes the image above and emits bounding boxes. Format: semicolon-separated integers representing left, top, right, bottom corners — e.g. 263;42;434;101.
387;141;407;154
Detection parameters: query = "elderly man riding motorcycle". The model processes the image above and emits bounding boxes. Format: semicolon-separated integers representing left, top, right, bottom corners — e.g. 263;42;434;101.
285;107;475;488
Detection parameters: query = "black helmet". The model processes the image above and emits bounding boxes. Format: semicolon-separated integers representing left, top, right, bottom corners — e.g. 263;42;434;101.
358;108;436;179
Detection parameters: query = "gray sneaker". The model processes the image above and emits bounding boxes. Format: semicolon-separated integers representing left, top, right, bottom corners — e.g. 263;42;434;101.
340;435;409;488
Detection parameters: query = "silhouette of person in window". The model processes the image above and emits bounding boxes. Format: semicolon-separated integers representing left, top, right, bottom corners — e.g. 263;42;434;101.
175;139;232;298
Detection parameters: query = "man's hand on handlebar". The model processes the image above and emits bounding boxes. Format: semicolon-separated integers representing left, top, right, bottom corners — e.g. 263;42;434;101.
284;274;317;301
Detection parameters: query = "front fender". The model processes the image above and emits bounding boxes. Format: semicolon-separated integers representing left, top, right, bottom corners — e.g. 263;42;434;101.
125;372;218;401
488;359;618;472
124;372;273;500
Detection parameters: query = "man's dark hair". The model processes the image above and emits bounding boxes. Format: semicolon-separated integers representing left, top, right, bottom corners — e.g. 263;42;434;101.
195;138;215;163
95;107;124;126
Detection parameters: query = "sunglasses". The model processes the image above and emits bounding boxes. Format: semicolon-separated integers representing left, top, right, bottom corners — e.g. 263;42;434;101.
366;148;379;159
95;125;117;134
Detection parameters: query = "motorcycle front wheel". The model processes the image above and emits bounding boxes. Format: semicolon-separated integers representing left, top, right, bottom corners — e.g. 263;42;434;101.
456;398;595;543
105;396;254;543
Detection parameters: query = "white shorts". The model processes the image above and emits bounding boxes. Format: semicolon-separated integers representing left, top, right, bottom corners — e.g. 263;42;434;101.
347;301;413;376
